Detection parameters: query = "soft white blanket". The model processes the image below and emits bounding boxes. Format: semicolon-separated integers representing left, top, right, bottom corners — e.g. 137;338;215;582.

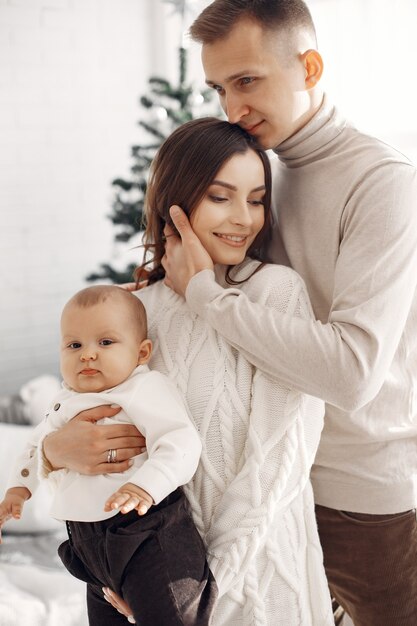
0;562;88;626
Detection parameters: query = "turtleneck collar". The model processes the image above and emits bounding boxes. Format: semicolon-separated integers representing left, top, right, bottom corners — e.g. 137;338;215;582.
273;95;348;166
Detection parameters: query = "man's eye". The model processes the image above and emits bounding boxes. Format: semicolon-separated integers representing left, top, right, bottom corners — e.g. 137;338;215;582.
212;84;224;95
68;342;81;349
100;339;114;346
240;77;254;86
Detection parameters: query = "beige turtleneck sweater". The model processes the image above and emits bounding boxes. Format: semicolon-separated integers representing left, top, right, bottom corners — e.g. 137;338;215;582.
185;96;417;514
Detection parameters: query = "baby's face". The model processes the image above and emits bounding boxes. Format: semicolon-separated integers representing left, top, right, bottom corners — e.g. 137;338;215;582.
60;300;143;393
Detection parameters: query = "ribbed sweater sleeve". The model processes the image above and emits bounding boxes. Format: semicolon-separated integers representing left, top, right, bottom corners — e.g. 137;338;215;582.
186;163;417;411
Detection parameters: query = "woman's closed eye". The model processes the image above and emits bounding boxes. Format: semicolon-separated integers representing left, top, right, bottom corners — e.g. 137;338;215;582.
208;194;228;203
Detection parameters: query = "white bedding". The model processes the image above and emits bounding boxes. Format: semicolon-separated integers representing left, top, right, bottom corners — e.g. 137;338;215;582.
0;562;88;626
0;533;88;626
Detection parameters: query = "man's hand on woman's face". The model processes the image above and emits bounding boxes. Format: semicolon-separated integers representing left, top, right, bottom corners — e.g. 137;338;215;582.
161;205;213;297
43;406;145;475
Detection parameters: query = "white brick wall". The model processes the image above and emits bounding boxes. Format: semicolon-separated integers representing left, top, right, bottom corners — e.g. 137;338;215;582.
0;0;161;393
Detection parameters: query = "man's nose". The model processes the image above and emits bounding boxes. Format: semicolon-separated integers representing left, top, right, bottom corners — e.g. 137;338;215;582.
224;93;250;124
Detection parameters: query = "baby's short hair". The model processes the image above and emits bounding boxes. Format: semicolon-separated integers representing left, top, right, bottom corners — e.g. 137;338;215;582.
65;285;147;338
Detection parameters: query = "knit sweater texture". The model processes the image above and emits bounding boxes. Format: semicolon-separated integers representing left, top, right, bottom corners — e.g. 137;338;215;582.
185;96;417;514
138;260;333;626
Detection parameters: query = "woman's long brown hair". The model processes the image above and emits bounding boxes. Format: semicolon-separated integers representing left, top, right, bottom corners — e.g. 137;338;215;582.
135;117;272;285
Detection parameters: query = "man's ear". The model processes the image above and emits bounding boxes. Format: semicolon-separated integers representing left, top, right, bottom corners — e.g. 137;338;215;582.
137;339;152;365
300;49;323;89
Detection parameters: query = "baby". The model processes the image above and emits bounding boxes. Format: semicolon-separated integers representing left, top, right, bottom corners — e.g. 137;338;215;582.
0;285;216;625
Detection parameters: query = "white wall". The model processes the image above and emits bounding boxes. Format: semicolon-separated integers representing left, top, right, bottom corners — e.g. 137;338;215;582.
309;0;417;162
0;0;156;393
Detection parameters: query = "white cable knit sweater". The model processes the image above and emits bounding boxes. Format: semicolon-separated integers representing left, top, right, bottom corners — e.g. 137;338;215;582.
138;259;333;626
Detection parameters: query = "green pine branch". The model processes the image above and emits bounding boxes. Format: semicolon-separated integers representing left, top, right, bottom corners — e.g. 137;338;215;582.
87;46;218;285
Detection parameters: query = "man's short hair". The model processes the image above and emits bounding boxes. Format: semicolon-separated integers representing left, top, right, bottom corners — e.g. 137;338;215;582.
190;0;317;46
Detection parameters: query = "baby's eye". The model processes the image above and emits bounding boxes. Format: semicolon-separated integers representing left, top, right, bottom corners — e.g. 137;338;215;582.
100;339;114;346
68;342;81;349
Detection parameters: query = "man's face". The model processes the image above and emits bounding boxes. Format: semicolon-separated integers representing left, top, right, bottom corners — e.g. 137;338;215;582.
202;18;313;149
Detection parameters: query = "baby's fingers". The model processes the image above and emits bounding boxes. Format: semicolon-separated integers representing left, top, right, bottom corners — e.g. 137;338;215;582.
104;491;129;512
135;499;150;516
11;502;23;519
0;505;11;525
104;491;135;513
119;495;141;514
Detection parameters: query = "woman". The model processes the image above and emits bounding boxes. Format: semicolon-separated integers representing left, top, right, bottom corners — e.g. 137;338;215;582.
44;118;333;625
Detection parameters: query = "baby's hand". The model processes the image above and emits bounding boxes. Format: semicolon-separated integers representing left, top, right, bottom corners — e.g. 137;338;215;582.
0;487;31;543
104;482;153;516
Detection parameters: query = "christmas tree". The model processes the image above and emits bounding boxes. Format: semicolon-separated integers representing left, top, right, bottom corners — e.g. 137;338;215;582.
87;1;217;284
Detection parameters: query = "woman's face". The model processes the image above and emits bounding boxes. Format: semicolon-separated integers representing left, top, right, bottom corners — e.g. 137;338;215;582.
190;149;266;266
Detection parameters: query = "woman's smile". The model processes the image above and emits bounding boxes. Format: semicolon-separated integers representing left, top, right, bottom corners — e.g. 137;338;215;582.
213;232;249;246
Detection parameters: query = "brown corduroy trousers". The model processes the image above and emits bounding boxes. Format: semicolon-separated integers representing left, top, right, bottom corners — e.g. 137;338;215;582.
316;504;417;626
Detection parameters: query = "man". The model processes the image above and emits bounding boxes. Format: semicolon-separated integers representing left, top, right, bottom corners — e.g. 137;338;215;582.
160;1;417;625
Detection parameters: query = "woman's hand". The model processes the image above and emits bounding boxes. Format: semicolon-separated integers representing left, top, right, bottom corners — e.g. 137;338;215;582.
102;587;135;623
118;281;148;292
43;406;145;475
162;205;213;296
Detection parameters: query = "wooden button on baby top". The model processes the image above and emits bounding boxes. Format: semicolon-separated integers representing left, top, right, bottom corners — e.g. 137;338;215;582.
21;468;30;477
